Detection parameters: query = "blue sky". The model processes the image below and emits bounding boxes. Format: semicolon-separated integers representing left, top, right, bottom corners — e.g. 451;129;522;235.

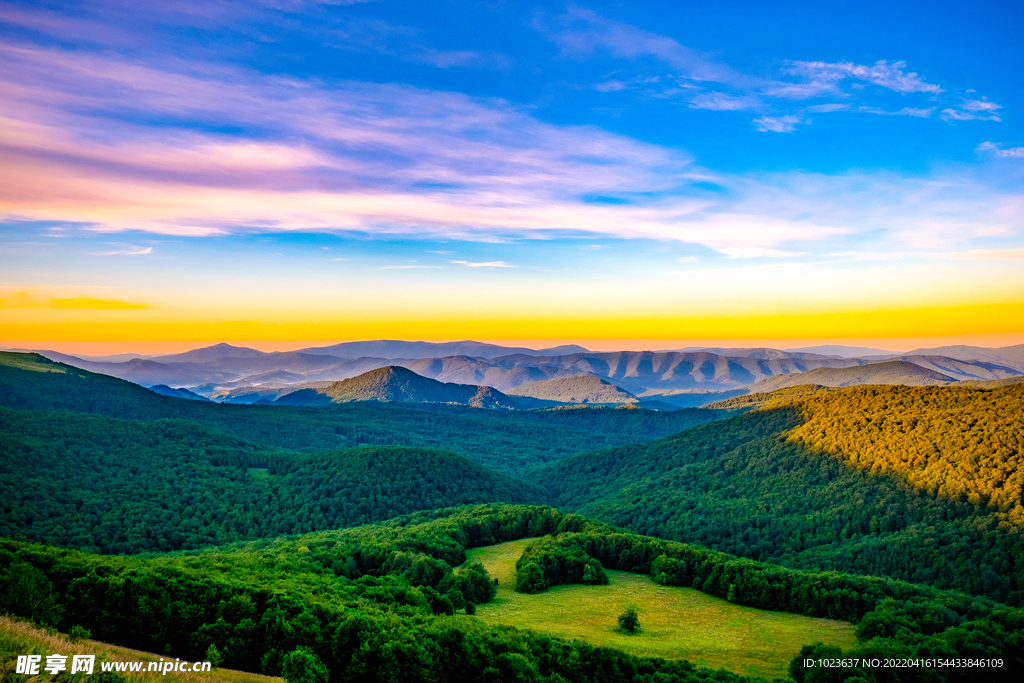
1;0;1022;349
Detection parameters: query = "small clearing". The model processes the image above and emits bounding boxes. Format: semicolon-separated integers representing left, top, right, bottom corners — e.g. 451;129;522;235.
466;539;857;680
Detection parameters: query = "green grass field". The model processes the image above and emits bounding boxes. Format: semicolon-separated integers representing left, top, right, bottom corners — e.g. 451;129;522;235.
465;539;857;680
0;352;65;373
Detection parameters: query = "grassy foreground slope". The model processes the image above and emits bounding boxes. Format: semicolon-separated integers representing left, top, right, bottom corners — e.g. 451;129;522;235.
0;616;278;683
536;383;1024;605
466;539;856;680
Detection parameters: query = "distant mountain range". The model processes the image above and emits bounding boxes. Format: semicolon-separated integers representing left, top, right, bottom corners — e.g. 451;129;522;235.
29;340;1024;408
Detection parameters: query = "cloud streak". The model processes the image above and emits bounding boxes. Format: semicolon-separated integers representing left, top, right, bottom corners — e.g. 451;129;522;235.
93;246;154;255
451;260;517;268
542;6;744;85
0;292;149;309
786;60;942;95
943;99;1003;122
753;115;802;133
977;142;1024;158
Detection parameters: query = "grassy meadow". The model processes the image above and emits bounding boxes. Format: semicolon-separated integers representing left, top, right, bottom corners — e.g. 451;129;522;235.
465;539;858;680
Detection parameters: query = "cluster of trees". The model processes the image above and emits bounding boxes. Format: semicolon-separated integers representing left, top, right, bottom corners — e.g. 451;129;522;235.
511;531;1000;623
515;535;608;593
535;389;1024;605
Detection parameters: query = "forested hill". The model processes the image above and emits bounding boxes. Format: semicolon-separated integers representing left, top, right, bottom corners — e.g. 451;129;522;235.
505;375;639;405
0;406;545;553
275;365;518;409
532;383;1024;604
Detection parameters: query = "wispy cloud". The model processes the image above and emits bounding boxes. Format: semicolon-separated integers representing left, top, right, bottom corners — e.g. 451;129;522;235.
93;246;154;256
977;141;1024;158
540;6;743;85
536;11;994;135
937;247;1024;260
786;60;942;95
381;264;442;269
753;115;802;133
595;80;628;93
804;103;849;113
47;297;149;310
942;99;1002;122
858;106;934;117
689;92;758;111
450;260;517;268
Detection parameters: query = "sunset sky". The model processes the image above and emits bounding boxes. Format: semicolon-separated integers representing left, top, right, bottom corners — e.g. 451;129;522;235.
2;0;1023;354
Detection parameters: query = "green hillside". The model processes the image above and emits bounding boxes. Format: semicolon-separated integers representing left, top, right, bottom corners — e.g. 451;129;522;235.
2;505;1019;683
705;384;831;410
535;383;1024;604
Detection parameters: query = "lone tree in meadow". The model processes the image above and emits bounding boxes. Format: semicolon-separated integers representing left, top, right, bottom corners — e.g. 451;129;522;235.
618;604;640;633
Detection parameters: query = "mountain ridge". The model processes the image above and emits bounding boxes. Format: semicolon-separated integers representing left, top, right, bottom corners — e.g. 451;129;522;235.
274;365;519;409
32;342;1024;405
746;360;957;392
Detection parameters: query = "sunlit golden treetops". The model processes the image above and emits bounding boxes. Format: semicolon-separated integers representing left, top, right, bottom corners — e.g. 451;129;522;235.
787;384;1024;527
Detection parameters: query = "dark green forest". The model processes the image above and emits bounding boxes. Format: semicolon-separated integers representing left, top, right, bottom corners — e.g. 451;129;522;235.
0;407;546;553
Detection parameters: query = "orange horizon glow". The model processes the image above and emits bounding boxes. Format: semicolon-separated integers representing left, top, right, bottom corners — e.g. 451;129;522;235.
3;300;1023;356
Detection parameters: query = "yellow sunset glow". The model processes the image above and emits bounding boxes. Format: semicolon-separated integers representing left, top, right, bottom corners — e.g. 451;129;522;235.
3;301;1022;347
